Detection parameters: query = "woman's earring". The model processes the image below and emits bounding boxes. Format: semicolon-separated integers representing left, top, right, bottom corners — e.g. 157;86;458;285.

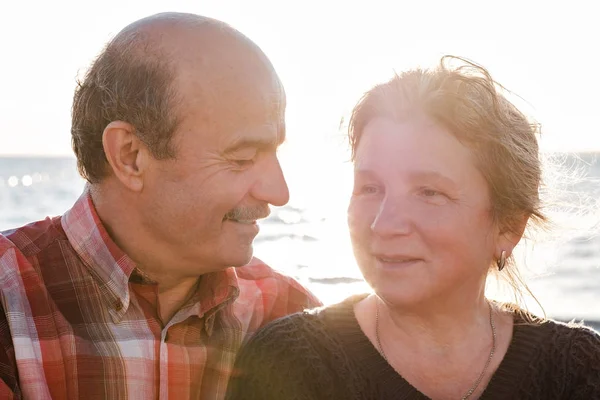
497;250;506;272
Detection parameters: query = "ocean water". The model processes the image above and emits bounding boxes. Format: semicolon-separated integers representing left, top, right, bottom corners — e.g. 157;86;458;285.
1;155;599;328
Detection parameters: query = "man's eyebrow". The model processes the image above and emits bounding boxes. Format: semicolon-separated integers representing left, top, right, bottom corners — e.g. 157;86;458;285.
223;134;285;154
223;121;287;154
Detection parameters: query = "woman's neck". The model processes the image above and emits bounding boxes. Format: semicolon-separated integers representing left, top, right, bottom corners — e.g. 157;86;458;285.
354;293;515;399
381;295;492;353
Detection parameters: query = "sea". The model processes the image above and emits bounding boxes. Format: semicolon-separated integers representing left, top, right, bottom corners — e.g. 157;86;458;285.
1;154;599;330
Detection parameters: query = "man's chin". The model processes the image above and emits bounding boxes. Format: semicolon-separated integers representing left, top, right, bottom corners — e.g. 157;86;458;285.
223;248;254;268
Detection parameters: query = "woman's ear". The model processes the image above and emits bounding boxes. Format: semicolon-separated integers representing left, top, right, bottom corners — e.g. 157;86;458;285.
496;214;530;259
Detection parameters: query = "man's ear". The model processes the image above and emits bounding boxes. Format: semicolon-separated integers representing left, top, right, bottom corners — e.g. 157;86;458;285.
102;121;148;192
496;214;530;259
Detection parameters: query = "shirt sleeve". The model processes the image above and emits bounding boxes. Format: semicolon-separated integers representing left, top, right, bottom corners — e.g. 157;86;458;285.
259;269;323;324
0;240;23;399
283;276;323;314
0;297;20;399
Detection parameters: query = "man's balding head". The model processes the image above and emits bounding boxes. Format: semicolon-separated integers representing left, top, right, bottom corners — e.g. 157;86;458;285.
71;12;283;183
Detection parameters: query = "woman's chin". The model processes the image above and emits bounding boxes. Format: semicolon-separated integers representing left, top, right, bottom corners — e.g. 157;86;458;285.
368;281;427;309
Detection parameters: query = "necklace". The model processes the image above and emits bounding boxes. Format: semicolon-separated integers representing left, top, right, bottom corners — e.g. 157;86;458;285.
375;300;496;400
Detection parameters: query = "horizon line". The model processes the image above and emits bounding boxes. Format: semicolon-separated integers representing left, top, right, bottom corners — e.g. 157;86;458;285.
3;149;600;158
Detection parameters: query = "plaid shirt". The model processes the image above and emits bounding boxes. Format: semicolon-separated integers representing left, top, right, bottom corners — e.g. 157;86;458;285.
0;191;321;399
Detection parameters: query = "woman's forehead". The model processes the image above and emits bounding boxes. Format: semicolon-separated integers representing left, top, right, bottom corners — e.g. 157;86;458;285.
354;117;483;183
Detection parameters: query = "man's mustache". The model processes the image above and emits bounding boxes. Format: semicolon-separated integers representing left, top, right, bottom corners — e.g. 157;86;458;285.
224;205;271;221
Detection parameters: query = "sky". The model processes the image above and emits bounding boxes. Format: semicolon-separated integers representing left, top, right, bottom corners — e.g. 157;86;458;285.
1;0;599;158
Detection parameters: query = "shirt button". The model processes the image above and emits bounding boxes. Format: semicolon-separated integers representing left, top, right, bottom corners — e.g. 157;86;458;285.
115;301;123;311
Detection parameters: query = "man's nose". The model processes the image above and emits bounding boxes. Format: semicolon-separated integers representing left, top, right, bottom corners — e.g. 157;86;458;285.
251;155;290;207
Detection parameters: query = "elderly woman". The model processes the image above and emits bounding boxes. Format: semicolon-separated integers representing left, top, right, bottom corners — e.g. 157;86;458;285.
225;57;600;400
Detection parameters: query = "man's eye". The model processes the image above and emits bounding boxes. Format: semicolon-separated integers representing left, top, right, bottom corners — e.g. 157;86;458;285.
234;159;255;167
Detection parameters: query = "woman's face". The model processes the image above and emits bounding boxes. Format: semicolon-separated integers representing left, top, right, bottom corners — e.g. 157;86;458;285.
348;115;504;307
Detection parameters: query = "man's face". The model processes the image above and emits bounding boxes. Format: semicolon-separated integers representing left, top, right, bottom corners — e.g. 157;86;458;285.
139;46;289;276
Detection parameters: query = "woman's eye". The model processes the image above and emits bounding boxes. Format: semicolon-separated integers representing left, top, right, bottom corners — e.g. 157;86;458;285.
421;188;441;197
355;185;380;195
418;187;450;204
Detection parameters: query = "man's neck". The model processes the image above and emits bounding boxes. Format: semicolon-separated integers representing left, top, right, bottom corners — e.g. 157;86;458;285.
90;184;203;323
155;274;200;324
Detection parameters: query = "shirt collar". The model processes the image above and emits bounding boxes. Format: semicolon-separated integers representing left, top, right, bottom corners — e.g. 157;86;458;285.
61;188;136;322
182;267;240;336
62;187;241;325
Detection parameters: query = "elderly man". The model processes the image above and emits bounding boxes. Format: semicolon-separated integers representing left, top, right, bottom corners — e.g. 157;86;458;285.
0;12;320;399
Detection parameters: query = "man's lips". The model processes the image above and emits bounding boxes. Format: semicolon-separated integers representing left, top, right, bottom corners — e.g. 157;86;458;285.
223;217;258;225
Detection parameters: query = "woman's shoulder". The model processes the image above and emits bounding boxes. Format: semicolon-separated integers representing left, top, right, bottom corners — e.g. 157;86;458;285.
538;317;600;355
227;294;372;400
543;318;600;338
511;310;600;372
488;307;600;398
515;310;600;343
250;293;369;345
533;319;600;395
248;308;325;345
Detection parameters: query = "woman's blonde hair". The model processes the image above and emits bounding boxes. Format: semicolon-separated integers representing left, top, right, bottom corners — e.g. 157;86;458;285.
348;56;548;312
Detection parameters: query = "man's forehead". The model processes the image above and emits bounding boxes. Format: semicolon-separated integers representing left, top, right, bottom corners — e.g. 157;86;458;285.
169;22;280;88
174;44;285;123
151;17;286;146
179;66;285;133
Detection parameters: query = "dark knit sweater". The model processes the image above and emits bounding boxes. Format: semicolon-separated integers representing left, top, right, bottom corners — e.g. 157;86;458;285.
226;294;600;400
